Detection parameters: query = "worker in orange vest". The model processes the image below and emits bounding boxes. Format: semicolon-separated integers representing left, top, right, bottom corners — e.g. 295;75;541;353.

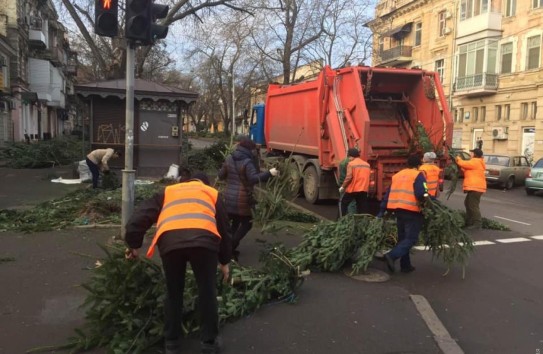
339;148;371;217
378;155;428;273
455;148;487;230
419;152;441;198
124;172;231;354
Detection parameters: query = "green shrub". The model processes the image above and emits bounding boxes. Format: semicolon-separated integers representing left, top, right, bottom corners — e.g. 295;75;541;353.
1;137;84;168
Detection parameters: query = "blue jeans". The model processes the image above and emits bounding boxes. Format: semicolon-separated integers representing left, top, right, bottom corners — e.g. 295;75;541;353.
388;210;424;270
85;158;100;189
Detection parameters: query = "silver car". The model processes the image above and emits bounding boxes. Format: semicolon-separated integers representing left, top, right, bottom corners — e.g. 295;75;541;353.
484;155;531;189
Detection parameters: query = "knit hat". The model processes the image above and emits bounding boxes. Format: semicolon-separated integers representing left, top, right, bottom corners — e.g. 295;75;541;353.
407;154;422;168
423;152;437;162
347;148;360;158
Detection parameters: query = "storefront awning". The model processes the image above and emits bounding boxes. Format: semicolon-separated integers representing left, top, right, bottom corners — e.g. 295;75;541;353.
382;23;413;38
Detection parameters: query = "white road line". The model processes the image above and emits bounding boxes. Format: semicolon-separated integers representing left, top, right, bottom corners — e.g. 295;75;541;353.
531;235;543;240
493;215;531;225
496;237;531;243
473;240;495;246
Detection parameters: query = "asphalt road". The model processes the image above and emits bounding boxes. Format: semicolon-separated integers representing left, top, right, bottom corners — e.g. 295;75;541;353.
295;181;543;354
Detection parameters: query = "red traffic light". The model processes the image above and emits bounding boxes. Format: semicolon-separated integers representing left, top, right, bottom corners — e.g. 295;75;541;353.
102;0;112;10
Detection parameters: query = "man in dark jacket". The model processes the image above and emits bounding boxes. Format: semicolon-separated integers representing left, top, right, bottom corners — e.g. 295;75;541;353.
124;173;231;354
218;136;278;259
378;155;428;274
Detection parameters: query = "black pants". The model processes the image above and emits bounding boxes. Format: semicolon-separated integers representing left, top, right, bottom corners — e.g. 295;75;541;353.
161;248;218;343
340;191;368;217
85;158;100;189
229;214;253;251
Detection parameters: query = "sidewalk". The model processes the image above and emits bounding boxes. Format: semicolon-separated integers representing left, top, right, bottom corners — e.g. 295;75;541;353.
0;166;449;354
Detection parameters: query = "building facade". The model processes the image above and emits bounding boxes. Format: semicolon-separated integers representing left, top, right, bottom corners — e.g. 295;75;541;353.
0;0;77;145
368;0;543;161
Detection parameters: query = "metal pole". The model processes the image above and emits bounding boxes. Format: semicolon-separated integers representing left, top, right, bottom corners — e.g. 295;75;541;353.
121;42;136;240
232;71;235;138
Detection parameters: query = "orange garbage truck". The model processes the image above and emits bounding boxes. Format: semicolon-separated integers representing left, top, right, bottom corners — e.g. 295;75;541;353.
250;65;453;203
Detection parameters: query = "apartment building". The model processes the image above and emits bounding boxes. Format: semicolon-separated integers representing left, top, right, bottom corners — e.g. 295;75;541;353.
367;0;543;161
0;0;77;144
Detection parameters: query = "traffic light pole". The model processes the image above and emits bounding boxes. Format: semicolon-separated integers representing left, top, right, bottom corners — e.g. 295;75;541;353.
121;41;136;240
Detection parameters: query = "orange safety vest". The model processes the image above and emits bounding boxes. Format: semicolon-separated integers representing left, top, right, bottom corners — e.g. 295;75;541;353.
387;168;422;213
455;157;487;193
419;164;441;197
345;158;371;193
146;181;220;258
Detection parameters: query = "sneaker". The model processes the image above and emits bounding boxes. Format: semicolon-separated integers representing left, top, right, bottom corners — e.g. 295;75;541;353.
401;265;416;273
201;339;220;354
384;253;395;273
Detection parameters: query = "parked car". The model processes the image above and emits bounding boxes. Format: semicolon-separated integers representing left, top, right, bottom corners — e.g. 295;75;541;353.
525;158;543;195
484;155;531;189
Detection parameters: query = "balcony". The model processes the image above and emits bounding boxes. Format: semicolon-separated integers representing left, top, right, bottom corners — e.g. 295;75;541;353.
456;11;502;44
454;73;498;97
378;46;413;66
28;17;47;49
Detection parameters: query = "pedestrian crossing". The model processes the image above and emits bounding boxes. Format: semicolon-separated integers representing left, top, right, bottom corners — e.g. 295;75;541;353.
413;235;543;250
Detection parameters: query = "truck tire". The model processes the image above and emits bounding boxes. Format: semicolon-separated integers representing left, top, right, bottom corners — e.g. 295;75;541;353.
287;161;302;197
303;165;319;204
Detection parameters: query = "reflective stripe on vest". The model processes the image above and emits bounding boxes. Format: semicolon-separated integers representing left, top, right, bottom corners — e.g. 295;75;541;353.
346;158;371;193
146;181;220;257
419;164;441;197
387;169;421;212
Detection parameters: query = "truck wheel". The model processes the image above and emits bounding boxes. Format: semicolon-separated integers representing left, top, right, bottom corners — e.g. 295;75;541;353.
303;165;319;204
287;161;302;197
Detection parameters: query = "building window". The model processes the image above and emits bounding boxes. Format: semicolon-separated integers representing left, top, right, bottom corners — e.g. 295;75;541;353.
480;106;486;122
379;37;384;55
505;0;516;16
495;105;502;121
504;104;510;121
526;35;541;70
500;42;513;74
457;39;498;86
458;108;464;123
414;23;422;46
460;0;489;21
533;0;543;9
473;107;479;122
521;102;529;120
531;101;538;119
435;59;445;83
438;11;447;37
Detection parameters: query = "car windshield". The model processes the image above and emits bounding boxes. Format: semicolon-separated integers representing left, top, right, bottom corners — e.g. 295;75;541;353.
534;158;543;168
485;155;509;166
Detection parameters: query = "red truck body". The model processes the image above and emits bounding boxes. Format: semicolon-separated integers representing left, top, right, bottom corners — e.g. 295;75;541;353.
263;65;453;202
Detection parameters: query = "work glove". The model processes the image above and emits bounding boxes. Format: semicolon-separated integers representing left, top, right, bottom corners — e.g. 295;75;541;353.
269;167;279;177
339;186;345;194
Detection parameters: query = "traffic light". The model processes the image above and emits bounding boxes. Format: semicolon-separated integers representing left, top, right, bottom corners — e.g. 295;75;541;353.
125;0;169;45
94;0;118;37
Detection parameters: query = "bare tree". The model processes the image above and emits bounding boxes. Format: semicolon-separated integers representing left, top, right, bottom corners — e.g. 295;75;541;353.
304;0;373;68
56;0;250;80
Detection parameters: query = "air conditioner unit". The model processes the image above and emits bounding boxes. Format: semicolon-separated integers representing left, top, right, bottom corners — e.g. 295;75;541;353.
492;127;508;140
443;27;452;35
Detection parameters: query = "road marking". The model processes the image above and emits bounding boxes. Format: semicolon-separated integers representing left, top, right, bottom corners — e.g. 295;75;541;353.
472;240;495;246
410;295;465;354
496;237;531;243
413;237;542;251
493;216;531;225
